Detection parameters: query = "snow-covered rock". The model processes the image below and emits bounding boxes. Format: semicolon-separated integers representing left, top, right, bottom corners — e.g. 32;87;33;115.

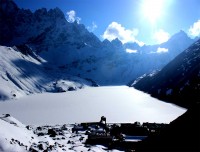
0;114;37;152
0;114;124;152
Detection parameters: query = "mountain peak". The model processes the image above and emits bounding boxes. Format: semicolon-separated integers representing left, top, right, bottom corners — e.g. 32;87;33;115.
102;39;111;45
171;30;189;40
0;0;19;16
34;8;48;18
111;38;123;47
33;7;65;21
48;7;65;19
164;30;192;47
177;30;187;36
124;42;141;50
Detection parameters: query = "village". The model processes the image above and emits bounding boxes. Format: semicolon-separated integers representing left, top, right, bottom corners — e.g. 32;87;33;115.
0;113;170;151
71;116;168;151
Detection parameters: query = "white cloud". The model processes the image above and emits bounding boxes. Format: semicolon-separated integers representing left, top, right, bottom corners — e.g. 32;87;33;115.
87;22;98;32
153;29;170;44
188;20;200;37
135;40;145;46
66;10;81;23
102;22;144;46
156;47;168;53
126;49;138;53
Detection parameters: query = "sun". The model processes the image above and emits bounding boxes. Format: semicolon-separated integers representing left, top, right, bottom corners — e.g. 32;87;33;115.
141;0;164;24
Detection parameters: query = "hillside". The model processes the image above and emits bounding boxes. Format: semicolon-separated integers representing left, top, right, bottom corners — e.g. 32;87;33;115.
0;45;96;101
132;38;200;151
132;39;200;108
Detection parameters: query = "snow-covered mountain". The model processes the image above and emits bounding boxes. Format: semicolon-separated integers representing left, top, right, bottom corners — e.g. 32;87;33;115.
0;45;97;101
0;0;198;100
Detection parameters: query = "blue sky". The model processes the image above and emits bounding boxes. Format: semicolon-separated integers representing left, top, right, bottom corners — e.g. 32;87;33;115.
14;0;200;45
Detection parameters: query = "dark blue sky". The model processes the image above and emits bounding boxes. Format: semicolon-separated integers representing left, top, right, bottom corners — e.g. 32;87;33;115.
14;0;200;45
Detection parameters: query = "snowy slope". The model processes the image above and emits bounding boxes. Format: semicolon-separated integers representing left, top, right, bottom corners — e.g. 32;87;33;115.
0;45;96;101
0;114;38;152
0;114;122;152
0;45;46;100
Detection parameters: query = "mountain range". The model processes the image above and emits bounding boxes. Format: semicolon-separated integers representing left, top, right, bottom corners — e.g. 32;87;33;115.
0;0;199;101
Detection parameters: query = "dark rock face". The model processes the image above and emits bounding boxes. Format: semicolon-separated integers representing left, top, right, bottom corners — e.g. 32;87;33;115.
67;87;76;91
132;39;200;108
0;0;19;44
48;129;57;137
136;104;200;151
132;39;200;151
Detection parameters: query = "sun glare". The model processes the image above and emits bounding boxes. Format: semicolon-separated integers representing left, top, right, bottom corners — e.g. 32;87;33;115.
141;0;164;24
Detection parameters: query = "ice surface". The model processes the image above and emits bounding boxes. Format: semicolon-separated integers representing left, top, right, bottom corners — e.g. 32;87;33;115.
0;86;186;125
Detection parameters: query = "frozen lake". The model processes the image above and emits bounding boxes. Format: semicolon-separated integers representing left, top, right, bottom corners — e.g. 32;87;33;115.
0;86;186;125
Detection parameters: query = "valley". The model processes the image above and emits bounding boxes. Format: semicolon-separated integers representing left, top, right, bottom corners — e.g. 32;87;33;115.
0;0;199;151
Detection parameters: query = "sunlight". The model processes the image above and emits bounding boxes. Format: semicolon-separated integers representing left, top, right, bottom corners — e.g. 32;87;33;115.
141;0;164;24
